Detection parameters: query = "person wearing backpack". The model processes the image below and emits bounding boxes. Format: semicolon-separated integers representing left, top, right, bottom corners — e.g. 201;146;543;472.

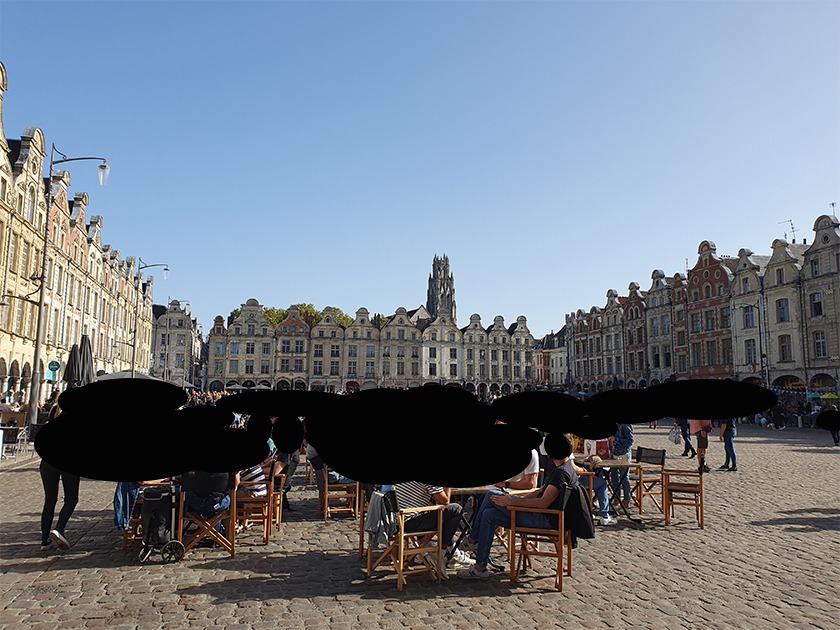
719;418;738;471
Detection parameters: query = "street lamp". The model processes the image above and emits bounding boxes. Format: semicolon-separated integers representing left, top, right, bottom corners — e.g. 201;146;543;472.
27;144;108;428
130;258;169;377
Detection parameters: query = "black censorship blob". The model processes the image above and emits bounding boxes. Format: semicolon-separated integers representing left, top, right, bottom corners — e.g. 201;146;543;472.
37;378;782;483
816;409;840;432
271;415;305;455
490;391;583;433
643;379;777;420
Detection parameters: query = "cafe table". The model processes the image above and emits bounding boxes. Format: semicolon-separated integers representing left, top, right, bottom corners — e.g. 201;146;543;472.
593;458;645;523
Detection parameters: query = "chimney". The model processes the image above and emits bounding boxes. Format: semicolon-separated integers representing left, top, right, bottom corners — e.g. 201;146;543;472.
803;238;807;245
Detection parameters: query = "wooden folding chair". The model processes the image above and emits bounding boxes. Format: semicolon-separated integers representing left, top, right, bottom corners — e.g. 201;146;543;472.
508;486;573;591
322;468;358;521
177;489;237;557
662;468;704;528
236;462;280;545
629;447;666;514
367;502;444;591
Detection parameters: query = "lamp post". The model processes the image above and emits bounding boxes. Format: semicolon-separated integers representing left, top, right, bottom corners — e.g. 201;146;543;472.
27;145;109;427
130;259;169;377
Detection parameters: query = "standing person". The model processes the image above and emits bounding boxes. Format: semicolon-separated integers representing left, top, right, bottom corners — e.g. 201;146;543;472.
610;423;634;509
826;405;839;446
689;418;713;473
719;418;738;471
39;404;80;551
676;417;696;458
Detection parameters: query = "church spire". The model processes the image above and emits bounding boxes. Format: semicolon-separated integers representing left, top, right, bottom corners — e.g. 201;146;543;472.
426;254;457;323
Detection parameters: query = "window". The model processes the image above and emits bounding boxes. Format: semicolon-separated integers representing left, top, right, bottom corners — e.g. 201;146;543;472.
491;349;498;361
366;345;375;358
779;335;792;361
652;348;660;369
776;268;784;285
678;354;687;371
229;359;239;374
215;342;224;355
449;364;457;377
745;339;757;365
706;341;717;366
366;362;375;377
491;365;498;378
743;306;756;329
429;347;437;359
347;361;357;376
814;331;827;359
651;318;659;337
330;361;339;376
431;332;437;341
348;345;358;357
429;364;437;376
262;342;271;355
397;329;405;341
330;344;340;357
467;348;474;361
703;284;712;299
161;333;168;346
742;278;751;294
178;335;186;346
396;347;405;358
313;344;323;357
382;347;390;357
810;258;821;277
467;365;474;377
294;359;303;372
245;360;254;374
664;346;672;368
721;339;732;366
314;360;323;375
691;313;701;333
262;327;268;336
411;362;419;376
811;293;823;317
704;310;715;331
691;343;702;367
720;307;731;329
450;348;457;360
449;332;456;342
776;299;790;323
260;360;270;374
280;359;289;372
330;331;336;338
19;241;29;277
607;357;614;374
295;341;304;353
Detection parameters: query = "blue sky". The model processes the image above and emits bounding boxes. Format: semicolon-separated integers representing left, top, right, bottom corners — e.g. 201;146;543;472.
1;1;837;339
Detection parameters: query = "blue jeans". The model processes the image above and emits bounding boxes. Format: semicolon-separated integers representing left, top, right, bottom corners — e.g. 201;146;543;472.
113;481;140;531
610;466;631;502
470;499;553;568
580;475;609;518
185;493;231;532
722;433;737;468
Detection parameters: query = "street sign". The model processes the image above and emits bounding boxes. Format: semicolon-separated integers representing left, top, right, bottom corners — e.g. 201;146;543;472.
48;360;60;372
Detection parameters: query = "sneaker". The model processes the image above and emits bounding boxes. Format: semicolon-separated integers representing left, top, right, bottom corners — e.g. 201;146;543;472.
456;565;490;580
40;540;53;551
448;547;475;566
728;467;739;472
138;544;153;563
599;514;618;526
49;530;70;551
718;465;730;470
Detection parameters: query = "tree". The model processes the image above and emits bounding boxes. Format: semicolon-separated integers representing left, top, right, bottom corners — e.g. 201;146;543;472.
263;307;287;328
330;307;353;329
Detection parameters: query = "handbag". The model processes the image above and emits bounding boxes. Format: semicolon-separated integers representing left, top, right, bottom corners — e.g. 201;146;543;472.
668;426;682;445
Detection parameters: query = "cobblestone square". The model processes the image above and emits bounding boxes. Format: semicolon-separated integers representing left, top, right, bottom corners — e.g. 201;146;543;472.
1;425;838;629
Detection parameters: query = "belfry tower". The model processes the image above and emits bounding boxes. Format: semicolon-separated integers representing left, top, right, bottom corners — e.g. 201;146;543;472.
426;254;456;323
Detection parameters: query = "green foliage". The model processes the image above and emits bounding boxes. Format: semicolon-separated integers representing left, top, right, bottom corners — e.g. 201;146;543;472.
294;303;322;328
263;307;287;328
331;307;353;329
229;308;241;321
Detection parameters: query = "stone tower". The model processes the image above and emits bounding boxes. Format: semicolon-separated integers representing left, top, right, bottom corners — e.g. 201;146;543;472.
426;254;456;323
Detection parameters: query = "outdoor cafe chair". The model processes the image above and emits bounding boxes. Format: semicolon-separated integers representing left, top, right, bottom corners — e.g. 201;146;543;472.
507;485;574;592
322;467;359;521
177;488;237;557
236;462;282;545
629;447;666;514
662;468;704;528
366;492;444;591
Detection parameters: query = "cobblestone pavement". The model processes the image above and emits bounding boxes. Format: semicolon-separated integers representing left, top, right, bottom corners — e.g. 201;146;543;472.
1;425;838;629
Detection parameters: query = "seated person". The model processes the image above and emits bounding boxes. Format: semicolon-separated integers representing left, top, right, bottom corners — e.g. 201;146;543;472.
457;433;579;580
466;448;540;542
572;454;615;525
393;480;468;567
181;470;236;534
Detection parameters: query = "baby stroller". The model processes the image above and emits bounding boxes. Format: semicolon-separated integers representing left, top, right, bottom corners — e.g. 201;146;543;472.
138;481;185;564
